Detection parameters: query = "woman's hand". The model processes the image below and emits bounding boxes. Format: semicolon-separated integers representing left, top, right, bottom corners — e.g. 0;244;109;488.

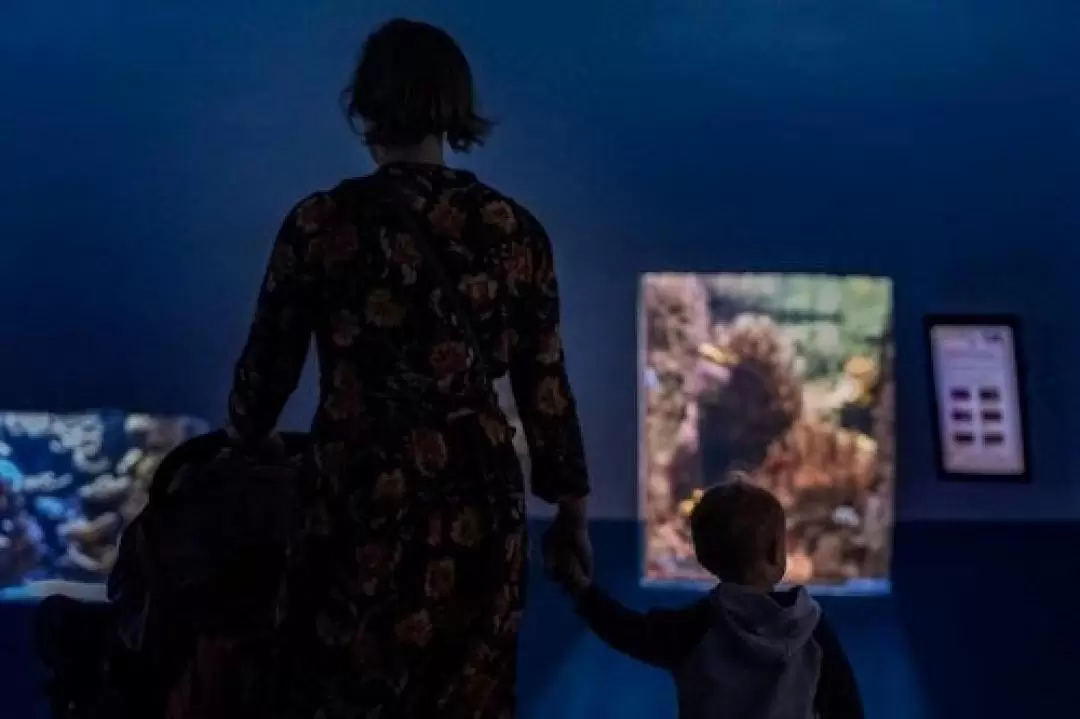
543;496;593;586
224;425;285;457
225;424;241;442
543;539;592;598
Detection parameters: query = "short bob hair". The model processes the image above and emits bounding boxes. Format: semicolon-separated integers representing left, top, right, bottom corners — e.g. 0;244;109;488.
689;475;786;583
344;19;492;152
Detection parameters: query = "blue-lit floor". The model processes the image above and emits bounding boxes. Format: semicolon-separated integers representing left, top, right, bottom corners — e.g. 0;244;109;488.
34;519;1080;719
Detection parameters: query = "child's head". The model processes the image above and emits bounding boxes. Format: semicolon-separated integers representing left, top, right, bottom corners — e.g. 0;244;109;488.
689;475;787;589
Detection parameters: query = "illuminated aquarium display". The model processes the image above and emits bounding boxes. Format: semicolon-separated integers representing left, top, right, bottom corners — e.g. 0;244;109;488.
0;411;208;599
640;273;894;594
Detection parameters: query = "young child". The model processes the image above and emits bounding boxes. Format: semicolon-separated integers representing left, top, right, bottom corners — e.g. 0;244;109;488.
545;477;864;719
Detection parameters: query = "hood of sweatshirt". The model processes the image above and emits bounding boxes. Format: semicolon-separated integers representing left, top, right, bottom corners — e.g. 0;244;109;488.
709;583;822;664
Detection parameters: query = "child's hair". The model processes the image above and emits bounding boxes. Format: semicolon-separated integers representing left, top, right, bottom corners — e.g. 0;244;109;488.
689;474;786;583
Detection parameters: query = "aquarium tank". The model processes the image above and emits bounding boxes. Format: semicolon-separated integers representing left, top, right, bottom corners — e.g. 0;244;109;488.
0;410;208;600
639;273;894;595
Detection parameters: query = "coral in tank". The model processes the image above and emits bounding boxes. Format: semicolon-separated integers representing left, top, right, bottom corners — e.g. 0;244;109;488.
641;273;894;593
0;411;208;592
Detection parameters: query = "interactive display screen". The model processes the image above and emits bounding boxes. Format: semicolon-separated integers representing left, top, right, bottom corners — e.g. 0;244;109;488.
928;318;1028;479
640;273;894;593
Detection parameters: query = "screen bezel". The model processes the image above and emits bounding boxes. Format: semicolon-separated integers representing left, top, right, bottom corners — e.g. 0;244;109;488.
924;313;1032;483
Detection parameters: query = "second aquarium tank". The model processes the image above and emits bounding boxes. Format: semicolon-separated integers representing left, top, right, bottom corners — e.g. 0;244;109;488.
0;410;208;597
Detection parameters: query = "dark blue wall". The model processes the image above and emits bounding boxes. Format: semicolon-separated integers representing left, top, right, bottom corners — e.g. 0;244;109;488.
2;0;1079;519
2;1;1079;717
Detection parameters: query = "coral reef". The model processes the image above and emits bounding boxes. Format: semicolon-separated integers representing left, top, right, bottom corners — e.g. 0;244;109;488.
640;275;710;573
0;411;208;590
0;474;39;587
642;273;894;588
697;313;805;474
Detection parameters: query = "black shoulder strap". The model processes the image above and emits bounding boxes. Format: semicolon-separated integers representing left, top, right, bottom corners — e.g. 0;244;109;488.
386;186;492;390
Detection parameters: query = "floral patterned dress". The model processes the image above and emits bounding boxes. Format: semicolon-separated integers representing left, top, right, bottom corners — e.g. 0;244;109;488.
227;163;589;719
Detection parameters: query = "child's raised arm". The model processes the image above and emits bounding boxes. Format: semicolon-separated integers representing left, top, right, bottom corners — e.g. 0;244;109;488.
573;588;711;670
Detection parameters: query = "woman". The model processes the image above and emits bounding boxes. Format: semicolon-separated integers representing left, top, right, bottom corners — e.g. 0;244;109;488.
226;18;592;719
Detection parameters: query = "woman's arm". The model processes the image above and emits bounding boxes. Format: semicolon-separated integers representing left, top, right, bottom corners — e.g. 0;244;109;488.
505;207;590;505
227;195;325;443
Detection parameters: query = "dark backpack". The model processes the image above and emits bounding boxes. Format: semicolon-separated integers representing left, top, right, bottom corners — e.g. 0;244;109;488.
109;431;307;629
37;431;310;719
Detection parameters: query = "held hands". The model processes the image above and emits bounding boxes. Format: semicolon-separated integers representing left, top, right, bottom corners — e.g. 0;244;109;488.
542;499;594;597
543;539;592;597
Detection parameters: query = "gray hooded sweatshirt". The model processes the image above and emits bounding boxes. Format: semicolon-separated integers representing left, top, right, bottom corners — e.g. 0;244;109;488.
674;583;823;719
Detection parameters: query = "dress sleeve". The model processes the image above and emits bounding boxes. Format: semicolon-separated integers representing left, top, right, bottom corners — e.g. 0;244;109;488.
227;195;324;442
506;209;590;504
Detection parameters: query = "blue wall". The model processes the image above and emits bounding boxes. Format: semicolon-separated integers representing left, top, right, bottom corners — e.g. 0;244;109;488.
2;1;1079;717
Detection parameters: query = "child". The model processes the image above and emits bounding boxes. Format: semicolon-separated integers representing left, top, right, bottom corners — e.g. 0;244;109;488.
545;477;864;719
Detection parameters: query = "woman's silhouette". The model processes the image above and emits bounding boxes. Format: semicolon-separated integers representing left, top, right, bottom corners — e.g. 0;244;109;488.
226;19;592;719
